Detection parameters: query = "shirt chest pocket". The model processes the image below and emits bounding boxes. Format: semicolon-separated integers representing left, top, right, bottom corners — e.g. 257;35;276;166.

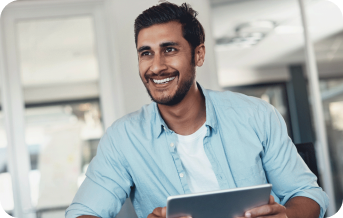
231;159;267;187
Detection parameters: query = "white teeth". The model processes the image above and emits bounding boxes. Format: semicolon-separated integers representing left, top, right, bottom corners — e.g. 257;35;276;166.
153;77;175;84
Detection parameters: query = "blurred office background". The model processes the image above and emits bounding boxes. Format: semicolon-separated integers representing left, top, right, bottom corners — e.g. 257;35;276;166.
0;0;342;217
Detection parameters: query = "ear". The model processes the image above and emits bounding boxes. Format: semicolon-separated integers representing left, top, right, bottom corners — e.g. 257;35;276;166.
194;44;205;67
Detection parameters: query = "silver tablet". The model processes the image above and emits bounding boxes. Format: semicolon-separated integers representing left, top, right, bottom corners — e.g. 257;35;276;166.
166;184;272;218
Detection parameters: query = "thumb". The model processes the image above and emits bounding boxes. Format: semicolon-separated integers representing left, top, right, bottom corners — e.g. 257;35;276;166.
161;207;167;217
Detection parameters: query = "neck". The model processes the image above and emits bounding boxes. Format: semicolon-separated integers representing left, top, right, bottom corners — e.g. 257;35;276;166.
157;82;206;135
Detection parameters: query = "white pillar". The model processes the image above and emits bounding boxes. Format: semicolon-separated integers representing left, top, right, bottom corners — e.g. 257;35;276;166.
298;0;336;215
0;14;36;218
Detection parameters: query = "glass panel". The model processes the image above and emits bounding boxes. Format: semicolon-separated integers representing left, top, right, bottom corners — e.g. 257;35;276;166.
320;78;343;210
15;15;104;216
25;101;103;211
0;95;15;215
17;16;99;87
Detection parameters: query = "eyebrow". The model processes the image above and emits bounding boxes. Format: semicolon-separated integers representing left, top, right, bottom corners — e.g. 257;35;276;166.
137;42;179;53
160;41;179;47
137;46;151;53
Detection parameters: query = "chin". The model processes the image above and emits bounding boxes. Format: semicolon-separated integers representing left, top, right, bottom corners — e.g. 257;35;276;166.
152;93;175;104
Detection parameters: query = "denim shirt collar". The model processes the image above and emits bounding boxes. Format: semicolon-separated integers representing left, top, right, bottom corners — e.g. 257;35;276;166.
153;83;218;138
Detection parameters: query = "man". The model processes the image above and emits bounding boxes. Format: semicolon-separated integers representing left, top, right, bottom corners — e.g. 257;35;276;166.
66;2;329;218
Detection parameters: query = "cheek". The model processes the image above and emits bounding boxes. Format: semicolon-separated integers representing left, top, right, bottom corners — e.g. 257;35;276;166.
138;62;149;79
166;51;192;71
166;58;185;72
168;59;191;77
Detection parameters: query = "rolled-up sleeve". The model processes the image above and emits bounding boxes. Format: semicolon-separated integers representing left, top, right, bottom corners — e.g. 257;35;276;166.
66;126;133;218
259;104;329;218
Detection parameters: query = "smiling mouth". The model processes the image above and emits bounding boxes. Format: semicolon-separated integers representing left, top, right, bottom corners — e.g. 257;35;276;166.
152;76;176;84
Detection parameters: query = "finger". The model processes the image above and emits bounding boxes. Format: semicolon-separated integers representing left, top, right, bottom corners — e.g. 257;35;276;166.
152;207;163;216
269;195;275;204
161;207;166;217
245;204;278;217
162;208;191;218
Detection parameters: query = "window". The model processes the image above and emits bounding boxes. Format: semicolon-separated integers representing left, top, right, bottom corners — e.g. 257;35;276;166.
16;15;104;216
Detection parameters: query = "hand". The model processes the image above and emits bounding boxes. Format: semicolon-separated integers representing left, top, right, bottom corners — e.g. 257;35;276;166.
147;207;192;218
237;195;288;218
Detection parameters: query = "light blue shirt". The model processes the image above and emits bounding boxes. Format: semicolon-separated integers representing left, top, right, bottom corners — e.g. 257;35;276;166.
66;84;329;218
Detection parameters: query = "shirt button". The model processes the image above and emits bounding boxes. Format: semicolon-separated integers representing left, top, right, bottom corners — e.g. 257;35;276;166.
179;173;184;178
163;127;166;131
170;143;174;147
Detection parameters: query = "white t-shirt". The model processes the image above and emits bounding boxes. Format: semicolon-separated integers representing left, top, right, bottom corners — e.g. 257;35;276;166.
176;123;220;193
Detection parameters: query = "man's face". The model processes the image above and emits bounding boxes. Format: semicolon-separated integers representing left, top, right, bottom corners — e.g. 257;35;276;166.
137;21;196;106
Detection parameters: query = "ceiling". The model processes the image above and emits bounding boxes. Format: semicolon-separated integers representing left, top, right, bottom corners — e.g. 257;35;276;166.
210;0;343;86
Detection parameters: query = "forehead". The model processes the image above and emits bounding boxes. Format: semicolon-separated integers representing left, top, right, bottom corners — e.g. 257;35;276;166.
137;21;186;48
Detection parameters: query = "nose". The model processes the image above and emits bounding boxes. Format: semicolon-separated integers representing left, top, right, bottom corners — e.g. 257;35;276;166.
150;53;167;74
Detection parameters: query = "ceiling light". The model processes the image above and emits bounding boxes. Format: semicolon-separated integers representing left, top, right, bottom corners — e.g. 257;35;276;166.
216;20;276;48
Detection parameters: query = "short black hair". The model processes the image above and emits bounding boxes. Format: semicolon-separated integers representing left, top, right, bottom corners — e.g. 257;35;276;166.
134;1;205;52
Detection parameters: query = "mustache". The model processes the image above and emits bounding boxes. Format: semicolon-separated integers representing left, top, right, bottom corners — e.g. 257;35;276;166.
144;71;179;81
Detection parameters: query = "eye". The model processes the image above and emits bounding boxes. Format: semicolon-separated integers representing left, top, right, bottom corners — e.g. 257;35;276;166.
165;47;176;53
141;51;151;56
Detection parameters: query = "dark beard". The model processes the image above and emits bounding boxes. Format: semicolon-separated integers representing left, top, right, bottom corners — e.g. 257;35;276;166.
145;70;195;106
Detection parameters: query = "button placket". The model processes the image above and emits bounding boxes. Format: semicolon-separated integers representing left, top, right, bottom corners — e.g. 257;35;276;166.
167;132;191;194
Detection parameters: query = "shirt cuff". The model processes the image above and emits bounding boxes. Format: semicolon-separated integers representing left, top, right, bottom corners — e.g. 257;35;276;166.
65;177;122;218
282;188;329;218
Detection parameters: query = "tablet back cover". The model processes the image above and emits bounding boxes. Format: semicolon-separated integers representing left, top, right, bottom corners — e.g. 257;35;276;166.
167;184;272;218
